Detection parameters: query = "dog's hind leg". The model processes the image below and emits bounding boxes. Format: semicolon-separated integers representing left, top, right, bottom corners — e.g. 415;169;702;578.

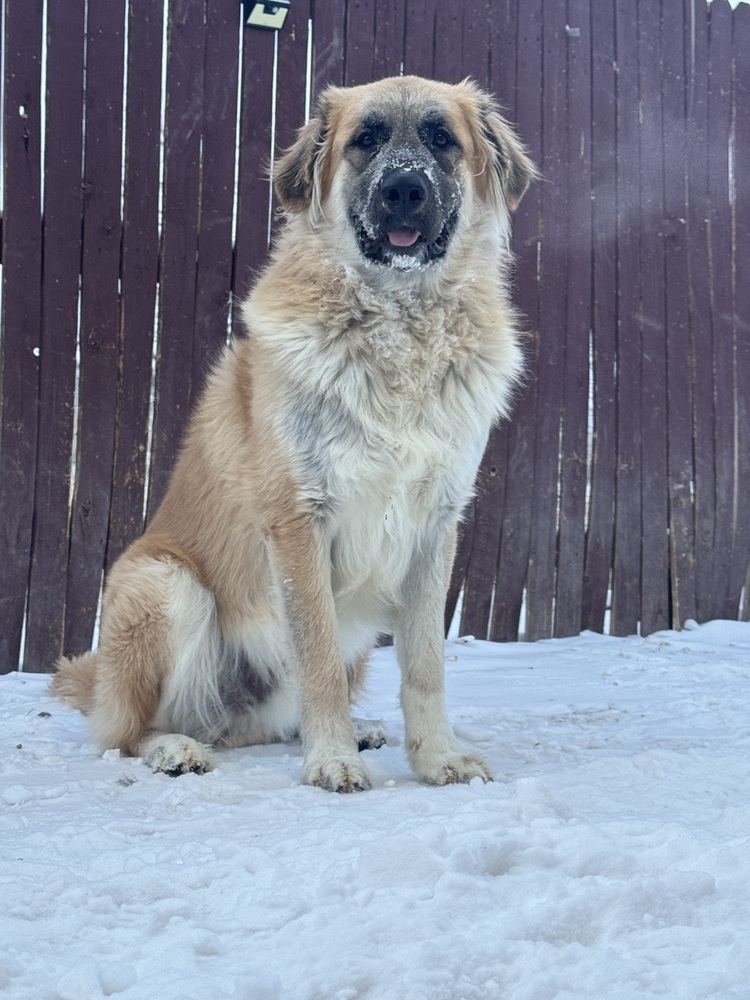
346;651;389;751
85;550;217;775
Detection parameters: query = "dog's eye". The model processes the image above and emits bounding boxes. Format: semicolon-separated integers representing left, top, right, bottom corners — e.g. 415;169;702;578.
355;130;376;149
433;129;453;149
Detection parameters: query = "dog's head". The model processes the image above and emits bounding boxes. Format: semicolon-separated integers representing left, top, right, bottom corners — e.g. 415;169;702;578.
274;76;536;272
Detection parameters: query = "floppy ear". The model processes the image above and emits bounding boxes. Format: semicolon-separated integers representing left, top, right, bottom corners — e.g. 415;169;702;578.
456;78;537;212
480;107;538;211
274;88;338;213
274;116;327;212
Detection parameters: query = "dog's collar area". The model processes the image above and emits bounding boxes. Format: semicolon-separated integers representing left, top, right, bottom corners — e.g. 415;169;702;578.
351;211;458;267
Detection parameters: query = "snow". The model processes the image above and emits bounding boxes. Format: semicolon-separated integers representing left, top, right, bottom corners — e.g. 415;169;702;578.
3;620;750;999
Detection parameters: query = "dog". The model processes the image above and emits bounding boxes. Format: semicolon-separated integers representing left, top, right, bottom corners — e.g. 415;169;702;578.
52;75;535;792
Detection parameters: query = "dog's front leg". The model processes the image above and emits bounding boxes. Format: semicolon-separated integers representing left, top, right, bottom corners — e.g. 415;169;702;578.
270;517;371;793
395;530;493;786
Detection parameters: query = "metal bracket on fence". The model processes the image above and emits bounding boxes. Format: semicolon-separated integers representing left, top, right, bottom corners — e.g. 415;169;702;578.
244;0;291;31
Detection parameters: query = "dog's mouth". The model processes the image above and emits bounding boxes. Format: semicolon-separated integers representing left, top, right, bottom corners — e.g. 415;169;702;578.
352;213;458;268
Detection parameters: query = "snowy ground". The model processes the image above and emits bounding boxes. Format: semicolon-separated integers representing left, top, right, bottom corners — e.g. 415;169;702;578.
2;621;750;1000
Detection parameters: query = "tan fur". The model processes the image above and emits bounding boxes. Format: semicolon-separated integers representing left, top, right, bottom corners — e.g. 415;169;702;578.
53;76;534;790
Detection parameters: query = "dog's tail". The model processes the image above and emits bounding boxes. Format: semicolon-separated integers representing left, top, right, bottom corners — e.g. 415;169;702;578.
51;651;99;715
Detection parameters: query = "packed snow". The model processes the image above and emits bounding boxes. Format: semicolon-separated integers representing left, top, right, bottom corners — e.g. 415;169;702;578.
2;620;750;999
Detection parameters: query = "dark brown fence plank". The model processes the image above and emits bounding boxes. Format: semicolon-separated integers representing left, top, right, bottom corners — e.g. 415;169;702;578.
460;457;506;639
525;5;568;641
449;0;517;637
312;0;346;93
554;0;592;638
105;0;165;571
685;0;714;623
146;0;206;518
344;0;376;85
433;0;466;82
270;0;313;249
489;0;542;641
733;6;750;621
460;0;493;84
232;22;276;322
402;0;437;78
452;0;506;640
190;0;242;408
637;0;670;636
582;0;617;633
24;0;86;671
372;0;406;79
456;0;520;640
276;0;313;154
610;0;642;637
706;1;738;620
662;0;696;629
0;0;44;673
64;0;127;655
488;0;518;107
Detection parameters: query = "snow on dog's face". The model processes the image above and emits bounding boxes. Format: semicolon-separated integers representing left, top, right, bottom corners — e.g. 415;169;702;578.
273;76;536;272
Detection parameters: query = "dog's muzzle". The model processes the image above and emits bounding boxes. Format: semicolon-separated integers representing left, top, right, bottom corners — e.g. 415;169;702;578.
352;167;458;268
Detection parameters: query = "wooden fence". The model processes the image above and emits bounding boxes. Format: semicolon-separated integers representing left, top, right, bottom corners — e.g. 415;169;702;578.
1;0;748;672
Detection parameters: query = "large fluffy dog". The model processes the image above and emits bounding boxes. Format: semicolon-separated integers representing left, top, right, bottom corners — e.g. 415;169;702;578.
53;76;535;792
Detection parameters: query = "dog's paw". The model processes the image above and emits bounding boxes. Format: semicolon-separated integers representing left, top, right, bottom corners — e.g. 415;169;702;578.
352;717;389;751
140;734;213;776
302;752;372;793
413;748;493;786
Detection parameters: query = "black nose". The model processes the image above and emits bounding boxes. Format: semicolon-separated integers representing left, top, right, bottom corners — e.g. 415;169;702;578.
380;170;430;214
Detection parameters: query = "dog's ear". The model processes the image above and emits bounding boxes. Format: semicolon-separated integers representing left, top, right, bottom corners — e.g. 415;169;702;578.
274;90;335;213
480;106;538;211
460;81;537;211
274;118;326;212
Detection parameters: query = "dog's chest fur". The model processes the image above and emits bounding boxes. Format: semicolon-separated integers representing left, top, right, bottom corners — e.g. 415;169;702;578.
250;269;515;610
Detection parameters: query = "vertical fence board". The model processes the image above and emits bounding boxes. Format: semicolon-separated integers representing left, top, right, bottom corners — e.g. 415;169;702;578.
402;0;436;78
733;6;750;620
582;0;617;632
610;0;642;636
0;0;43;671
232;22;275;321
686;0;714;622
105;0;165;572
190;0;241;407
455;0;519;639
554;0;591;638
344;0;376;85
146;0;206;518
24;0;86;670
706;1;738;620
525;5;568;641
275;0;313;154
63;0;126;655
433;0;465;82
663;0;696;629
372;0;406;79
454;0;505;640
637;1;670;636
488;0;518;111
488;0;542;641
455;0;516;635
271;0;313;248
460;1;492;83
311;0;346;93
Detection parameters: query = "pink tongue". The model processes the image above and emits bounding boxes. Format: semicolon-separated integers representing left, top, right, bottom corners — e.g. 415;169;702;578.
388;227;421;247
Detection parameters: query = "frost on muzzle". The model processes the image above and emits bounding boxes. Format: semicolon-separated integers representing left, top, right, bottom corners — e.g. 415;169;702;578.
349;153;461;269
